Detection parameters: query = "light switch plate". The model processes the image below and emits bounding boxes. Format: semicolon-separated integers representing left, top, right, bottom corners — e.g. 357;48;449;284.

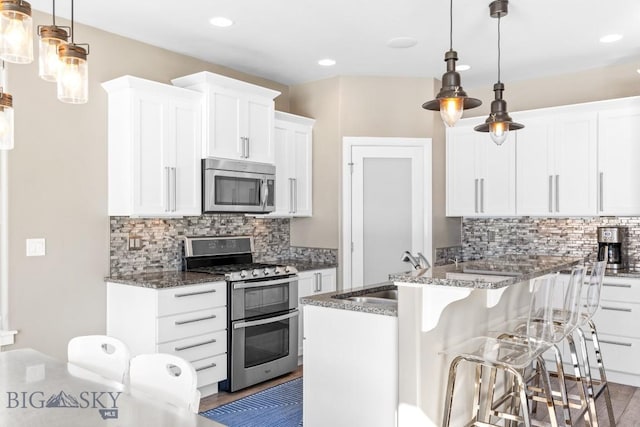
26;238;46;257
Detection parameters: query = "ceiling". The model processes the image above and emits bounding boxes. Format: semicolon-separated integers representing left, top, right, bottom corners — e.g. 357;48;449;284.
28;0;640;87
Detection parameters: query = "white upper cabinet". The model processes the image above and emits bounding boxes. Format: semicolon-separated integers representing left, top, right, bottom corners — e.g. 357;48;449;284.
446;121;516;217
516;110;598;216
270;112;314;217
102;76;202;217
598;98;640;215
172;72;280;164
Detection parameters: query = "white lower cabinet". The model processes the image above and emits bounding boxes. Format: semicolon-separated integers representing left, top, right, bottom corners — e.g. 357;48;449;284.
555;274;640;386
106;281;227;397
297;268;336;357
303;304;397;427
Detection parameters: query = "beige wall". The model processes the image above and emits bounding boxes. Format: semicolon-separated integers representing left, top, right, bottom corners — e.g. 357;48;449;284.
6;11;289;360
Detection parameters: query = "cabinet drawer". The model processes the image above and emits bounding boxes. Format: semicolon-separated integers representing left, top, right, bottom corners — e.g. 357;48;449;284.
584;333;640;375
157;330;227;362
600;277;640;302
157;307;226;344
592;302;640;339
194;354;227;387
157;282;226;316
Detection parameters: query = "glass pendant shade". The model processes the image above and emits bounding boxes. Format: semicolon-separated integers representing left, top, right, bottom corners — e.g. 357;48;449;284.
474;82;523;146
38;25;67;81
0;92;14;150
57;43;88;104
0;0;33;64
423;50;482;127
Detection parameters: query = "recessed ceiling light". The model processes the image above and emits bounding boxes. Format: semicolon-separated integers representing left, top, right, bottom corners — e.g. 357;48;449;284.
210;17;234;27
386;37;418;49
457;64;471;71
599;34;623;43
318;58;336;67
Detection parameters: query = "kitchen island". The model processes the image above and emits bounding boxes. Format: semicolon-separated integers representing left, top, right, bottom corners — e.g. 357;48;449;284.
301;255;582;427
391;255;582;427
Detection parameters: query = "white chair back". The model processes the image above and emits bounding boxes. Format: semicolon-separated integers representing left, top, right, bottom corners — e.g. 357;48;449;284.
67;335;130;384
129;353;201;413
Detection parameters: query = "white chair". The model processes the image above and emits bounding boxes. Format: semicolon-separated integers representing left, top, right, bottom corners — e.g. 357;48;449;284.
129;353;201;413
67;335;130;384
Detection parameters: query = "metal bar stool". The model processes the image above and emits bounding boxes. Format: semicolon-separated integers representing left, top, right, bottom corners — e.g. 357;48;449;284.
441;275;561;427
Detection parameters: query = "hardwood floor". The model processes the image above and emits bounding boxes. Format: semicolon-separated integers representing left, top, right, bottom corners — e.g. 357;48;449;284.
199;366;303;412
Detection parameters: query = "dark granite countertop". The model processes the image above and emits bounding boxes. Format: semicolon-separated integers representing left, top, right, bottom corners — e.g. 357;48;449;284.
106;271;225;289
300;282;397;317
390;255;584;289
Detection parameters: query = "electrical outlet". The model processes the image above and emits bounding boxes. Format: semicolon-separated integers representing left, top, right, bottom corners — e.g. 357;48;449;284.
26;238;46;257
488;231;496;243
128;235;142;250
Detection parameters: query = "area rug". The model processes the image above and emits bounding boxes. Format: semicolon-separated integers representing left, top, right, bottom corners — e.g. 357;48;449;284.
200;378;303;427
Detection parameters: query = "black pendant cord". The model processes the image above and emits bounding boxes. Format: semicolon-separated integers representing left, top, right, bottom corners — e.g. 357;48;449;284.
497;15;501;84
52;0;56;26
70;0;74;43
449;0;453;51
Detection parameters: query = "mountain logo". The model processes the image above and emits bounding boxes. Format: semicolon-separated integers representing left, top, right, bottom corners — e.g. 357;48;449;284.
45;391;80;408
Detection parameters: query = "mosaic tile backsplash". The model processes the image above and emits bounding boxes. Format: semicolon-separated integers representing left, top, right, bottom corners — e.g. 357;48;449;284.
462;217;640;265
110;215;337;275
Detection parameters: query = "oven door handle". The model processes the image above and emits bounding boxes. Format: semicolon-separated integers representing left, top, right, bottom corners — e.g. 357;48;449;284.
233;310;299;330
233;276;297;290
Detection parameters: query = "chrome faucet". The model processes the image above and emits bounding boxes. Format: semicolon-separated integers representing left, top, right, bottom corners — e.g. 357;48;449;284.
416;252;431;270
401;251;421;270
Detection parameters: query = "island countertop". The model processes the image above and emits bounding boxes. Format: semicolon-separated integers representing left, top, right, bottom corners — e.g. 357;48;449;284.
390;254;584;289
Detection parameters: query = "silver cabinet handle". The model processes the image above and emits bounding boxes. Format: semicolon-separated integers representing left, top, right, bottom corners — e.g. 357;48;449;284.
555;174;559;212
174;289;217;298
174;314;216;326
599;172;604;212
603;283;631;288
165;166;171;212
289;178;294;214
293;178;298;214
245;137;250;158
474;178;479;213
548;175;553;213
172;167;177;212
240;137;245;158
480;178;484;213
195;363;217;372
586;337;632;347
174;339;217;352
317;272;322;292
601;306;632;312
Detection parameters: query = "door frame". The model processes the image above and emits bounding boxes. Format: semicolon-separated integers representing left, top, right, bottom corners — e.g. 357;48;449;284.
342;137;432;289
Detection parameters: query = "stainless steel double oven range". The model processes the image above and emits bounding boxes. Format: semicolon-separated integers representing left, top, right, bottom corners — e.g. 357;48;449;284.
182;236;298;392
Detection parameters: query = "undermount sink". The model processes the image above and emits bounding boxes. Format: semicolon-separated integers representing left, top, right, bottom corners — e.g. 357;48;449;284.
346;296;398;307
362;289;398;300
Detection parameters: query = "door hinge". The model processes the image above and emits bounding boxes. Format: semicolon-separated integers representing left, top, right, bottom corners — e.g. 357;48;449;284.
351;241;354;252
348;162;354;174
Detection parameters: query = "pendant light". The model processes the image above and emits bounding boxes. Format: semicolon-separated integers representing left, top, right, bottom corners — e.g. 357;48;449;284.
422;0;481;127
0;0;33;64
474;0;523;145
57;0;88;104
38;0;68;82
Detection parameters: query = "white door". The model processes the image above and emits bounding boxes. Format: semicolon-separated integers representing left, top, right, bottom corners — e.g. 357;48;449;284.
343;138;431;289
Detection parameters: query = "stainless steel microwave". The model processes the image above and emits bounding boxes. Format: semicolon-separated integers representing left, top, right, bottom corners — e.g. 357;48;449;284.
202;158;275;213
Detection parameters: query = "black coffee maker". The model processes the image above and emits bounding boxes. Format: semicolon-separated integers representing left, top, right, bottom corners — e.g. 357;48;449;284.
597;226;626;270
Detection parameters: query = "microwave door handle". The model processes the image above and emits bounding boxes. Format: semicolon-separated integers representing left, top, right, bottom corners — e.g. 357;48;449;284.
261;179;269;209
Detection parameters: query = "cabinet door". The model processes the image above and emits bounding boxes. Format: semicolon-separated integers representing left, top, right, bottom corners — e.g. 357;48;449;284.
599;106;640;215
244;95;275;163
477;132;516;216
516;118;554;215
272;125;294;215
132;92;171;215
446;127;479;216
554;111;598;216
318;269;337;293
292;125;313;217
170;96;202;215
206;88;243;159
297;271;316;357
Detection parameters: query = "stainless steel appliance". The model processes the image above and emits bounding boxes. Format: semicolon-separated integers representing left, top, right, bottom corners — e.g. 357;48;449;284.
597;226;626;270
202;158;275;213
182;236;298;392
